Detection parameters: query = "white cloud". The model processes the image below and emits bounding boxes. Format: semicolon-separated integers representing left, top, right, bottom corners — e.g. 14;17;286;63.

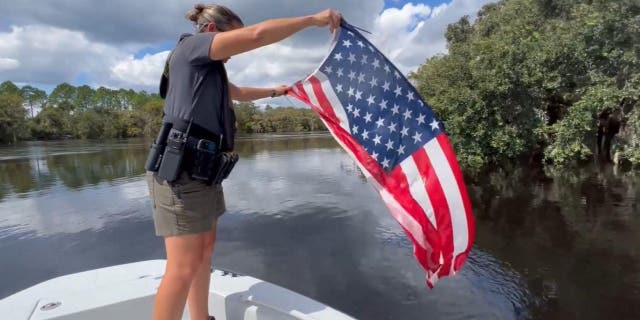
226;42;329;87
432;3;449;17
367;0;496;74
0;58;19;71
0;24;130;87
111;51;170;87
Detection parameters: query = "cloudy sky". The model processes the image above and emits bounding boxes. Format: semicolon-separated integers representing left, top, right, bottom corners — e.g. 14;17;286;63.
0;0;495;103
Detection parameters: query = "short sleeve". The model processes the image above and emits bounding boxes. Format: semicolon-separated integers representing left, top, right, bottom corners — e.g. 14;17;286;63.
180;32;216;65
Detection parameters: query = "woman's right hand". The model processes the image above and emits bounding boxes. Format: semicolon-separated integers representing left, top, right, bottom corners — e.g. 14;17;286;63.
310;9;342;34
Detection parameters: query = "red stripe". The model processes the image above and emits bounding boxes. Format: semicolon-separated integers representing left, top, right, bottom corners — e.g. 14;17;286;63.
300;76;442;272
436;134;475;271
412;147;454;277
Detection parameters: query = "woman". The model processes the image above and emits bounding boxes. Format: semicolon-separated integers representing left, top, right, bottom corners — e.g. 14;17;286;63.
146;4;342;320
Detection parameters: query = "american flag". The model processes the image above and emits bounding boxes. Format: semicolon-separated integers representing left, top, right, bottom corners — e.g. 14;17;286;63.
288;22;475;287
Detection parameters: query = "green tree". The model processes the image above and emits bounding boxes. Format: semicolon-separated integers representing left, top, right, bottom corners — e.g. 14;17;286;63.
411;0;640;170
0;92;27;143
20;85;47;118
0;81;21;96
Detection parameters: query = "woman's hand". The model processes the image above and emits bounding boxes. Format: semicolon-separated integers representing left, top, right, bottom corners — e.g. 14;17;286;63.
310;9;342;34
272;85;291;97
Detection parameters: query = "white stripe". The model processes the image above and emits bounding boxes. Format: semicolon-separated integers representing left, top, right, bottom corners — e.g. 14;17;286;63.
399;157;437;228
302;81;320;111
377;185;430;252
314;72;351;134
424;140;469;262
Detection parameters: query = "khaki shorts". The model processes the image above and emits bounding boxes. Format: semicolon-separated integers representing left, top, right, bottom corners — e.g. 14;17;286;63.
146;171;226;237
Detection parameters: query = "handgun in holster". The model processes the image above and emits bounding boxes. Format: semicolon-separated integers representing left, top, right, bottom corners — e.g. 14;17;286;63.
144;122;173;173
156;128;187;182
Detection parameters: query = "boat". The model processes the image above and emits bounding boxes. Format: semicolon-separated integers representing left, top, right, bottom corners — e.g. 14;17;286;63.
0;260;356;320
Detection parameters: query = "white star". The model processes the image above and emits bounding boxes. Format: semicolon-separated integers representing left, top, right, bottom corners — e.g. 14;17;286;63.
416;113;426;125
373;134;382;145
385;139;394;151
352;125;359;134
376;117;385;128
391;104;400;115
334;52;343;61
336;84;343;93
384;64;391;73
430;119;440;131
379;99;388;110
397;145;405;155
361;129;369;140
347;87;355;97
324;66;333;74
382;81;390;92
369;76;378;87
394;85;403;97
400;126;409;137
357;40;365;48
355;90;363;101
348;53;357;64
364;112;373;123
412;132;422;143
368;44;374;52
372;58;380;69
387;122;397;133
394;70;401;79
403;109;413;120
381;158;390;168
418;100;424;106
336;68;344;77
358;73;366;83
348;71;356;81
366;94;376;106
394;86;402;98
346;104;354;113
360;54;368;65
407;91;415;101
347;31;355;37
353;108;361;118
343;39;352;48
371;151;379;161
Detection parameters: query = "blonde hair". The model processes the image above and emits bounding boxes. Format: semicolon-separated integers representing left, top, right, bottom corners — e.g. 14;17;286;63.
186;4;243;33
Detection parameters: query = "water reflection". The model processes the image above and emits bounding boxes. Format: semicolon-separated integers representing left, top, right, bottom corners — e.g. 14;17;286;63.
0;135;339;199
0;136;638;319
468;165;640;319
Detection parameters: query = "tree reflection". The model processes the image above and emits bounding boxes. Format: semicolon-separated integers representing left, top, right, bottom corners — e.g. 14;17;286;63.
0;135;340;196
469;164;640;319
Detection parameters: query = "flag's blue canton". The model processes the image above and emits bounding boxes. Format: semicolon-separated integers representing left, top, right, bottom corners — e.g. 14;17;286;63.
319;27;442;172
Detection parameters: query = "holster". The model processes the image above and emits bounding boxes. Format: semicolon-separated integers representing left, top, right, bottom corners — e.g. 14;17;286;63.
184;142;239;185
144;122;173;173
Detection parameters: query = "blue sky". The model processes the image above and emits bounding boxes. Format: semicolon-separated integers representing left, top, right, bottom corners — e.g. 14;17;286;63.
0;0;495;95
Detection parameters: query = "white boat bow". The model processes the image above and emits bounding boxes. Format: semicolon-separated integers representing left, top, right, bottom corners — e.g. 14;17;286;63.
0;260;356;320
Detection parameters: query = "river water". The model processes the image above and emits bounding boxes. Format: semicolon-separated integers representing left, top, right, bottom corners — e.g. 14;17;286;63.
0;134;638;319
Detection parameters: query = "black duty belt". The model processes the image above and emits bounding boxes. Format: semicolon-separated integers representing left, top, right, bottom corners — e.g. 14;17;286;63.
163;115;225;151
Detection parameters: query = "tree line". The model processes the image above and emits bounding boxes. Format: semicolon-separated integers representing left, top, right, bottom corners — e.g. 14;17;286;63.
410;0;639;171
0;81;326;143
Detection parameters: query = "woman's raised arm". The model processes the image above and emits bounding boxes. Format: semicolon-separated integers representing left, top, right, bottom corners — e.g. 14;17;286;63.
209;9;341;61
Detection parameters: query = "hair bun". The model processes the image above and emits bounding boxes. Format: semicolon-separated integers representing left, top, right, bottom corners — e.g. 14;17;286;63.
187;3;206;22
